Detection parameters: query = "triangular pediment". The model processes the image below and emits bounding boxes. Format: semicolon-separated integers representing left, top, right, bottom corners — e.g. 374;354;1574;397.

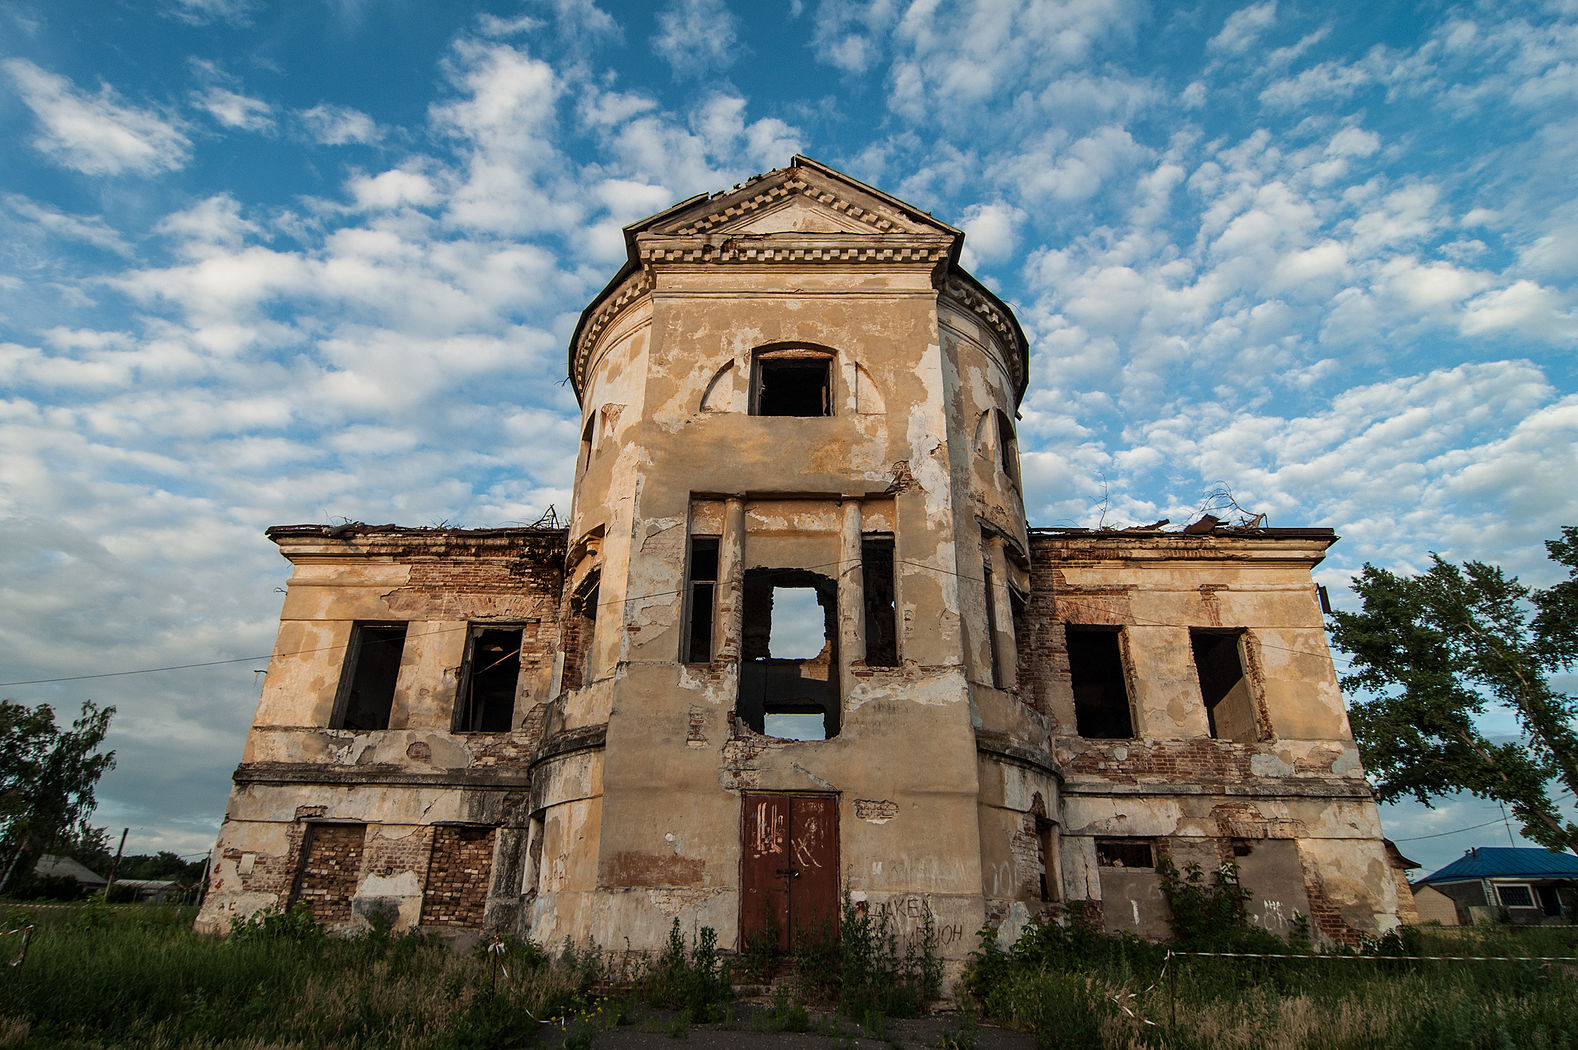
638;156;960;241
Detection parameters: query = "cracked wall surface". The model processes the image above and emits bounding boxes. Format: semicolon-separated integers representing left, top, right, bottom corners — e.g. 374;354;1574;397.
199;158;1398;955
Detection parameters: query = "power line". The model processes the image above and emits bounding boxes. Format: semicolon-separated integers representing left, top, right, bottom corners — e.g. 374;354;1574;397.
1391;816;1519;843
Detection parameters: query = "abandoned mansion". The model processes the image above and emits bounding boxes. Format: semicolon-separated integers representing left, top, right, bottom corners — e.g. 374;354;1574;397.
196;157;1403;954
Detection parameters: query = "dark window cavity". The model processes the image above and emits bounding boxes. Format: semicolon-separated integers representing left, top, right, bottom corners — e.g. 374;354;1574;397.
1191;628;1257;742
562;576;599;690
455;625;524;733
332;623;407;731
861;535;898;666
754;353;832;417
1095;838;1155;869
996;410;1020;488
684;537;719;663
1066;626;1133;739
983;559;1003;688
738;568;839;740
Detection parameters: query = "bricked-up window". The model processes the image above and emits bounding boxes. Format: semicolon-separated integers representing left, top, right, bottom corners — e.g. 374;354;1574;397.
753;351;832;416
332;623;407;731
421;825;496;928
684;537;719;663
1066;626;1134;738
292;823;364;924
1095;838;1155;869
861;535;898;666
455;625;524;733
1191;628;1256;742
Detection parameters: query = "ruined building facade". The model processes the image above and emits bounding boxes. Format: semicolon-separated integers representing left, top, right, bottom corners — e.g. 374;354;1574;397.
197;158;1401;952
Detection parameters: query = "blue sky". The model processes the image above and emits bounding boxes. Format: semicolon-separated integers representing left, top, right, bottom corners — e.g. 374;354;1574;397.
1;0;1575;876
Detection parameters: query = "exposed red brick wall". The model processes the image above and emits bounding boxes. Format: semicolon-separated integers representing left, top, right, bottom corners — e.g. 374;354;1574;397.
421;826;496;928
292;823;365;924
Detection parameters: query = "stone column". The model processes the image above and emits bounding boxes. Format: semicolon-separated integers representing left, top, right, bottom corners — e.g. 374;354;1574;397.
838;498;865;699
714;497;746;663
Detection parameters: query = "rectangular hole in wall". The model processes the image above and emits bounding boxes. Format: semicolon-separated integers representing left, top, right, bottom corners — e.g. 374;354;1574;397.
455;626;522;733
1191;628;1256;742
983;558;1002;688
1095;838;1155;869
1038;819;1059;902
685;537;719;663
861;534;898;666
755;356;831;417
1066;626;1134;739
333;623;407;731
739;568;839;739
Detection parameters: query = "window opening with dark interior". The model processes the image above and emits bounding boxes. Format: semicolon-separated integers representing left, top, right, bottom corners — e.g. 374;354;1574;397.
1037;819;1059;901
996;410;1020;488
983;558;1003;688
1009;585;1029;687
1066;625;1133;738
754;351;832;417
562;576;599;690
455;625;525;733
332;623;407;731
738;568;839;740
861;534;898;666
1095;838;1155;869
684;537;719;663
1191;628;1257;742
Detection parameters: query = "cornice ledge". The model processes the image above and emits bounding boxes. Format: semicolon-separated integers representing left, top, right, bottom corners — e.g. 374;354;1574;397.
941;276;1025;389
674;175;902;236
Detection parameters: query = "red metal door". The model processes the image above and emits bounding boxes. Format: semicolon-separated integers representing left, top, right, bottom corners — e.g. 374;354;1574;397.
741;793;838;951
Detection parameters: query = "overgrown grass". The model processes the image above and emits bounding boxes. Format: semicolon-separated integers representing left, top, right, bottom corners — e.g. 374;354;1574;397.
0;902;597;1049
965;917;1578;1050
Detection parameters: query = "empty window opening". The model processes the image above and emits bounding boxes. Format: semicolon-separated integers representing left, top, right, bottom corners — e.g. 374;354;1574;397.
983;559;1003;688
333;623;407;731
1037;819;1060;902
684;537;719;663
1231;839;1254;858
562;576;599;690
769;587;825;658
1095;839;1155;869
455;626;523;733
996;410;1021;488
1010;586;1029;686
861;535;898;666
577;411;596;474
754;354;832;417
738;568;839;740
1191;629;1256;742
1066;626;1133;739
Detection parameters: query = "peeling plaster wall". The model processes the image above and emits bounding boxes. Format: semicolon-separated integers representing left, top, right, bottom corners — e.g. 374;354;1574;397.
201;160;1398;957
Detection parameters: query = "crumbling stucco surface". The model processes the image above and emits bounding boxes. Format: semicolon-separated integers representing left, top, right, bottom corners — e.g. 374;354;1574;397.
199;157;1398;956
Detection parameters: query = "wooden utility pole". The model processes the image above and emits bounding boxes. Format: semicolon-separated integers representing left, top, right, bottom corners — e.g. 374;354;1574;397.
102;827;128;900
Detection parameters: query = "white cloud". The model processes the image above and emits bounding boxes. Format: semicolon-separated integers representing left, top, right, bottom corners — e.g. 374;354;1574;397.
1208;1;1277;56
348;168;442;211
299;103;382;146
4;59;190;175
3;194;130;255
958;201;1024;266
652;0;742;77
1459;280;1578;342
196;86;273;131
162;0;256;25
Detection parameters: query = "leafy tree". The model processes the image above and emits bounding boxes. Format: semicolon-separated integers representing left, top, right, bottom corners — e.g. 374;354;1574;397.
1328;528;1578;854
0;699;116;893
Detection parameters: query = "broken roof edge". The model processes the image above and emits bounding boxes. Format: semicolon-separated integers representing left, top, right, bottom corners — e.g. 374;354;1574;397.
1030;526;1337;541
566;155;1027;404
266;523;569;543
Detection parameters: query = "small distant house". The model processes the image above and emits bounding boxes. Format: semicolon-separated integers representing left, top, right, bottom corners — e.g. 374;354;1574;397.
113;878;182;904
1412;847;1578;925
32;855;107;893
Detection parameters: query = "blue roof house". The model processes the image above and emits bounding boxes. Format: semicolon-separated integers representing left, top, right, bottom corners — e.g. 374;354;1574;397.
1413;847;1578;925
